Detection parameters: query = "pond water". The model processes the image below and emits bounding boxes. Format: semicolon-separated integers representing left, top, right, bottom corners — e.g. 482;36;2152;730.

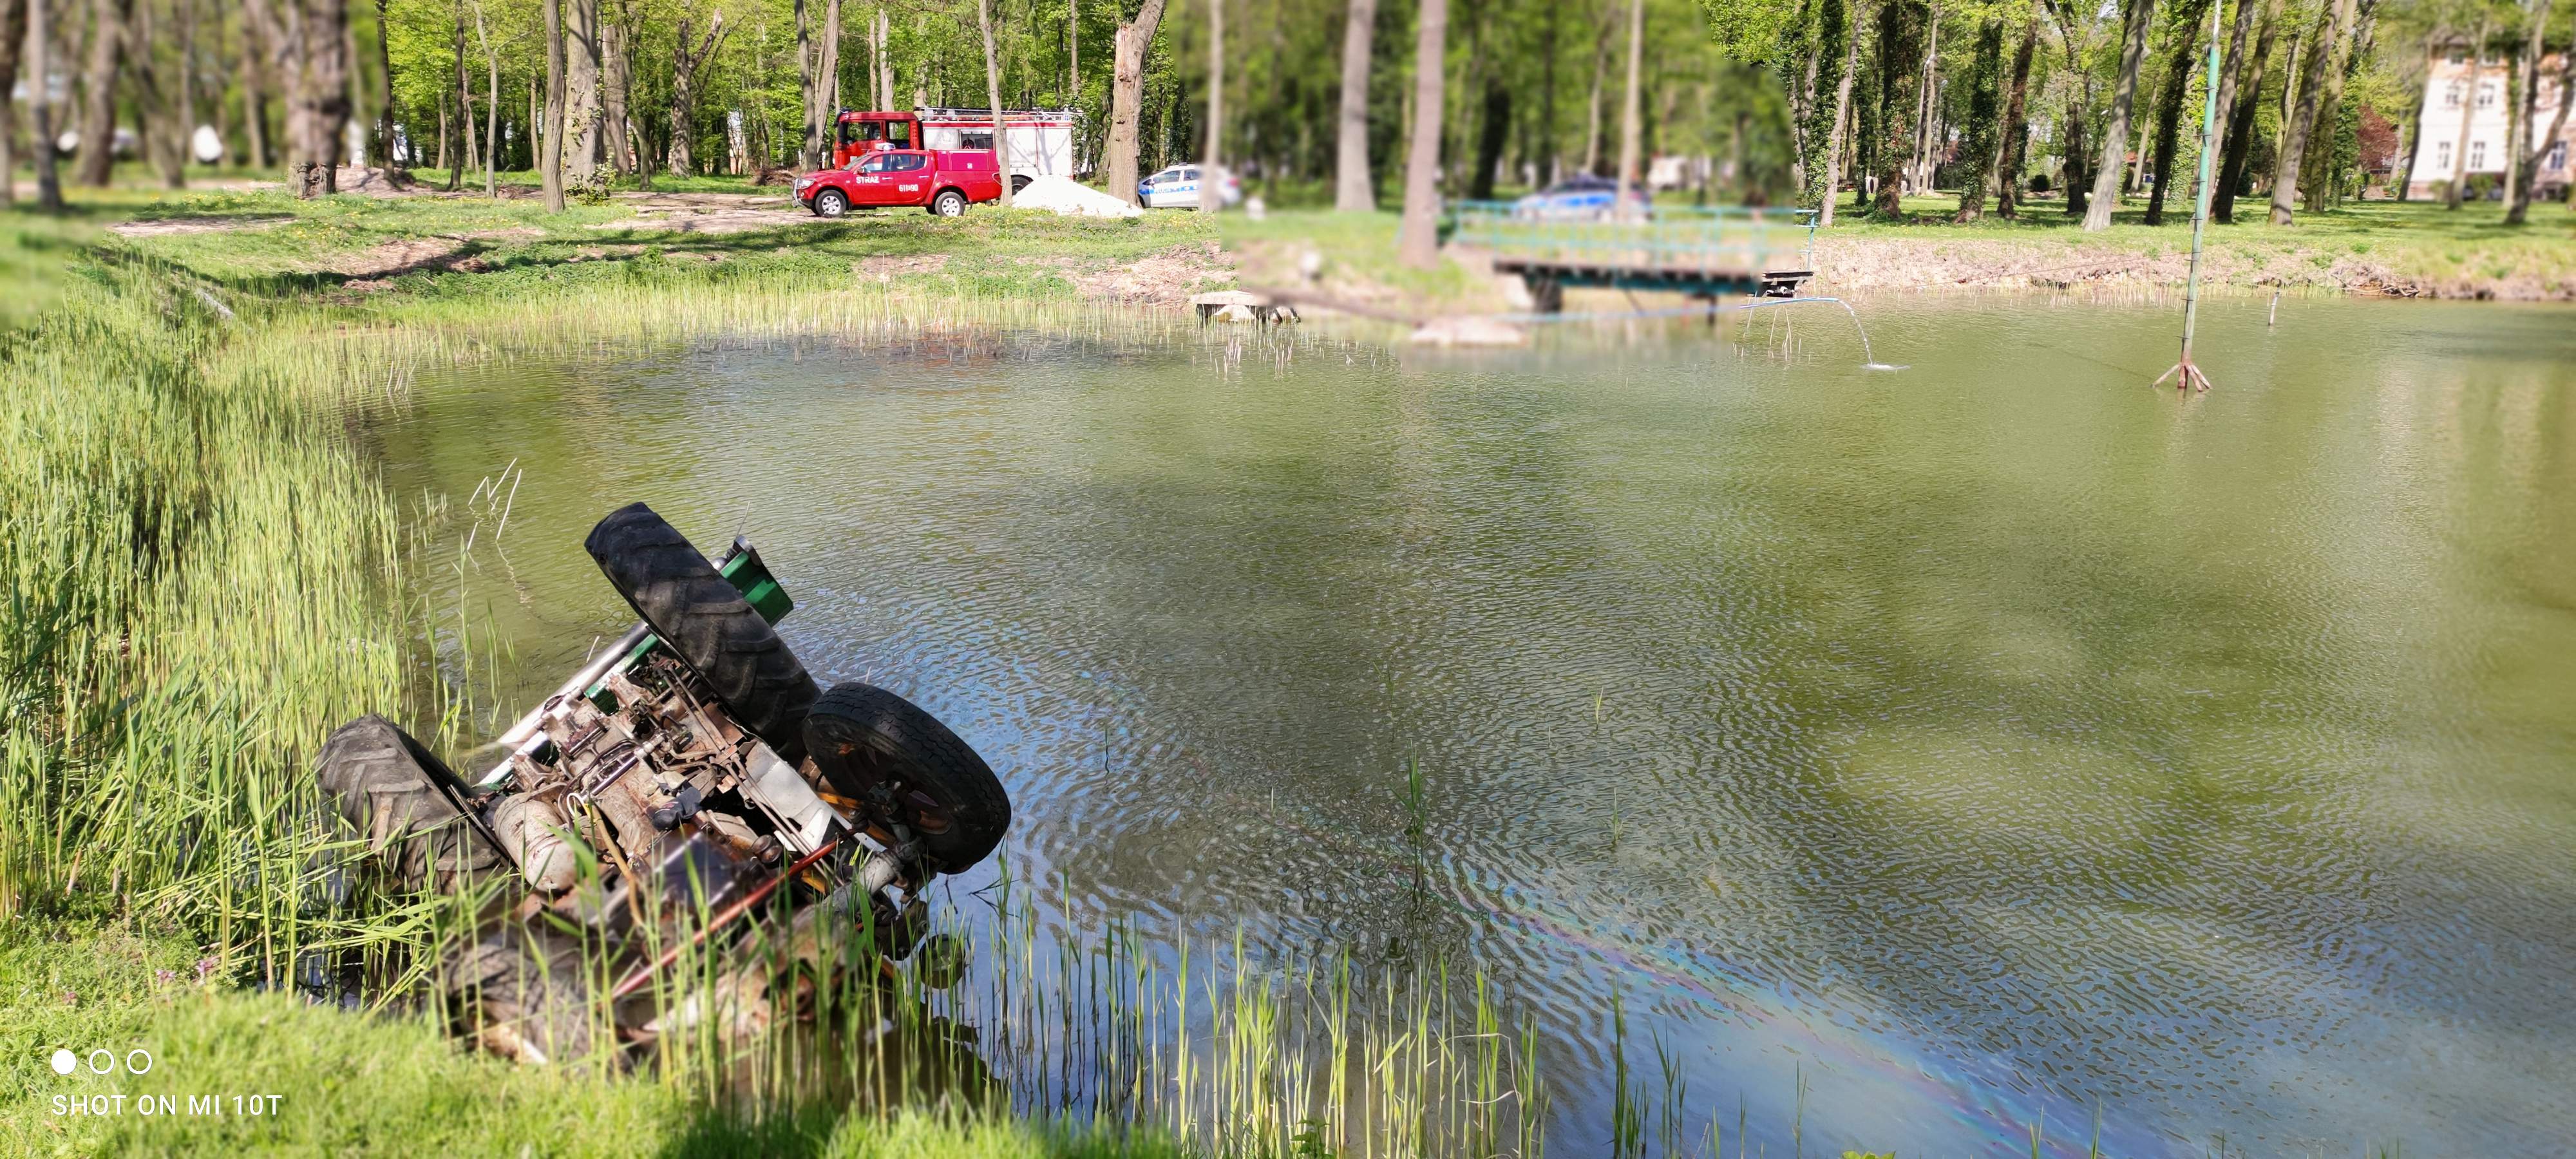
368;296;2576;1156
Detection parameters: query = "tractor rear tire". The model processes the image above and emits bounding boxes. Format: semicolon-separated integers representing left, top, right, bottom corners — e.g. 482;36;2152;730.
804;681;1010;875
584;503;820;764
442;924;607;1066
1010;174;1032;195
313;715;507;893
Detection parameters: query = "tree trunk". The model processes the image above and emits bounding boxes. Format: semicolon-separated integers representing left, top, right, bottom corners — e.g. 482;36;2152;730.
1396;0;1448;267
1471;75;1510;199
2052;0;2096;217
374;0;396;171
1106;0;1168;205
794;0;816;169
0;0;24;207
1613;0;1643;214
1786;28;1818;201
978;0;1008;205
131;0;183;187
245;6;272;169
2305;0;2369;211
1909;8;1940;193
74;0;128;186
1201;0;1221;211
603;3;630;173
2083;0;2155;229
250;0;352;196
314;0;352;194
1873;0;1926;216
541;0;564;210
181;0;201;174
2444;18;2488;209
2505;0;2566;224
1956;18;2003;220
446;1;467;189
2144;0;2211;225
1539;0;1558;184
820;0;840;138
2065;99;2091;212
479;5;497;191
2499;36;2523;206
1802;0;1848;210
2269;0;2353;223
1819;5;1860;225
1994;12;2037;217
2202;0;2257;207
2392;31;2433;200
1333;0;1376;209
564;0;599;182
1582;12;1611;174
668;11;723;177
31;0;62;209
2212;0;2277;220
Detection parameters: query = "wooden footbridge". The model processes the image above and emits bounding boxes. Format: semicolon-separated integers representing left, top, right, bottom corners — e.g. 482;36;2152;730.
1447;202;1819;313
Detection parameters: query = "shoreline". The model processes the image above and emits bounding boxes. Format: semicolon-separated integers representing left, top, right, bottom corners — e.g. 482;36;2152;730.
1804;232;2576;301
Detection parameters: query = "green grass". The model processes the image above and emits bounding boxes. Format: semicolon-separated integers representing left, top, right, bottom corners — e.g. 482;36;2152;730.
0;923;1184;1157
1218;209;1500;309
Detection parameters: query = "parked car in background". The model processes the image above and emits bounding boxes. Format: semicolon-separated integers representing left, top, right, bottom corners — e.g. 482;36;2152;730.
795;149;1003;217
1512;174;1651;219
1137;165;1242;209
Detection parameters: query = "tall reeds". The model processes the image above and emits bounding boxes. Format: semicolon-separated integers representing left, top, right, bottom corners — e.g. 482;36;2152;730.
2;249;1573;1154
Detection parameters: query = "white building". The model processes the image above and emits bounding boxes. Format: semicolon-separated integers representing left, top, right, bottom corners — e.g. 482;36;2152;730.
2404;39;2572;200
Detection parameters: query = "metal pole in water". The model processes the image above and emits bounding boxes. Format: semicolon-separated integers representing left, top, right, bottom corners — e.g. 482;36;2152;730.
2157;0;2226;392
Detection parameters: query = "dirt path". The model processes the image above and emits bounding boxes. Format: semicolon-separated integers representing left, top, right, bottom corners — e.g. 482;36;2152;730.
595;191;815;234
108;214;296;238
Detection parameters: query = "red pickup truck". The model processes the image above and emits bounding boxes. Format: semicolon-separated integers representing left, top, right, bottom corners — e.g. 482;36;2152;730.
794;149;1003;217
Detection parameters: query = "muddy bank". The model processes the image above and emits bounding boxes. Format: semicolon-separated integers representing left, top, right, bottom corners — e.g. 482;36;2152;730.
1808;234;2576;301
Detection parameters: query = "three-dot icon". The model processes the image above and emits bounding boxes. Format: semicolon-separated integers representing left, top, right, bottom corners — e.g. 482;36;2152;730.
48;1047;151;1074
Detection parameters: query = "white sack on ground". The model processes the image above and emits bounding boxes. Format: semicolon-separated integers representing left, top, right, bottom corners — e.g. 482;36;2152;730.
1013;175;1145;219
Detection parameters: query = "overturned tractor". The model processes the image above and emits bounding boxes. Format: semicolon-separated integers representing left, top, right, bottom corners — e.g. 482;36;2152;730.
316;502;1010;1062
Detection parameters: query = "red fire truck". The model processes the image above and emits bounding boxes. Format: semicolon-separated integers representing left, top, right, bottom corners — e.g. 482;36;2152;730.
831;107;1083;195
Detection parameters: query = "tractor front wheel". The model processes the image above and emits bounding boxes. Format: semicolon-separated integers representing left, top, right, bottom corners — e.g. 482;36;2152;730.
933;190;967;217
804;681;1010;875
813;189;849;218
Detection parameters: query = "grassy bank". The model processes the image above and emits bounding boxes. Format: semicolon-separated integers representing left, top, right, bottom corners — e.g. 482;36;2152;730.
2;923;1185;1157
1222;196;2576;307
0;189;1211;1152
0;188;1584;1156
1815;193;2576;299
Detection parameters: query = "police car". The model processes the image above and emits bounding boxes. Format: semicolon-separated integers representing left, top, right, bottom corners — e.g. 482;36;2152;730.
1137;165;1242;209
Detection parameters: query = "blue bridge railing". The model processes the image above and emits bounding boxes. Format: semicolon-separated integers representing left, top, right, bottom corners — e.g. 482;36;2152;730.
1448;202;1818;278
